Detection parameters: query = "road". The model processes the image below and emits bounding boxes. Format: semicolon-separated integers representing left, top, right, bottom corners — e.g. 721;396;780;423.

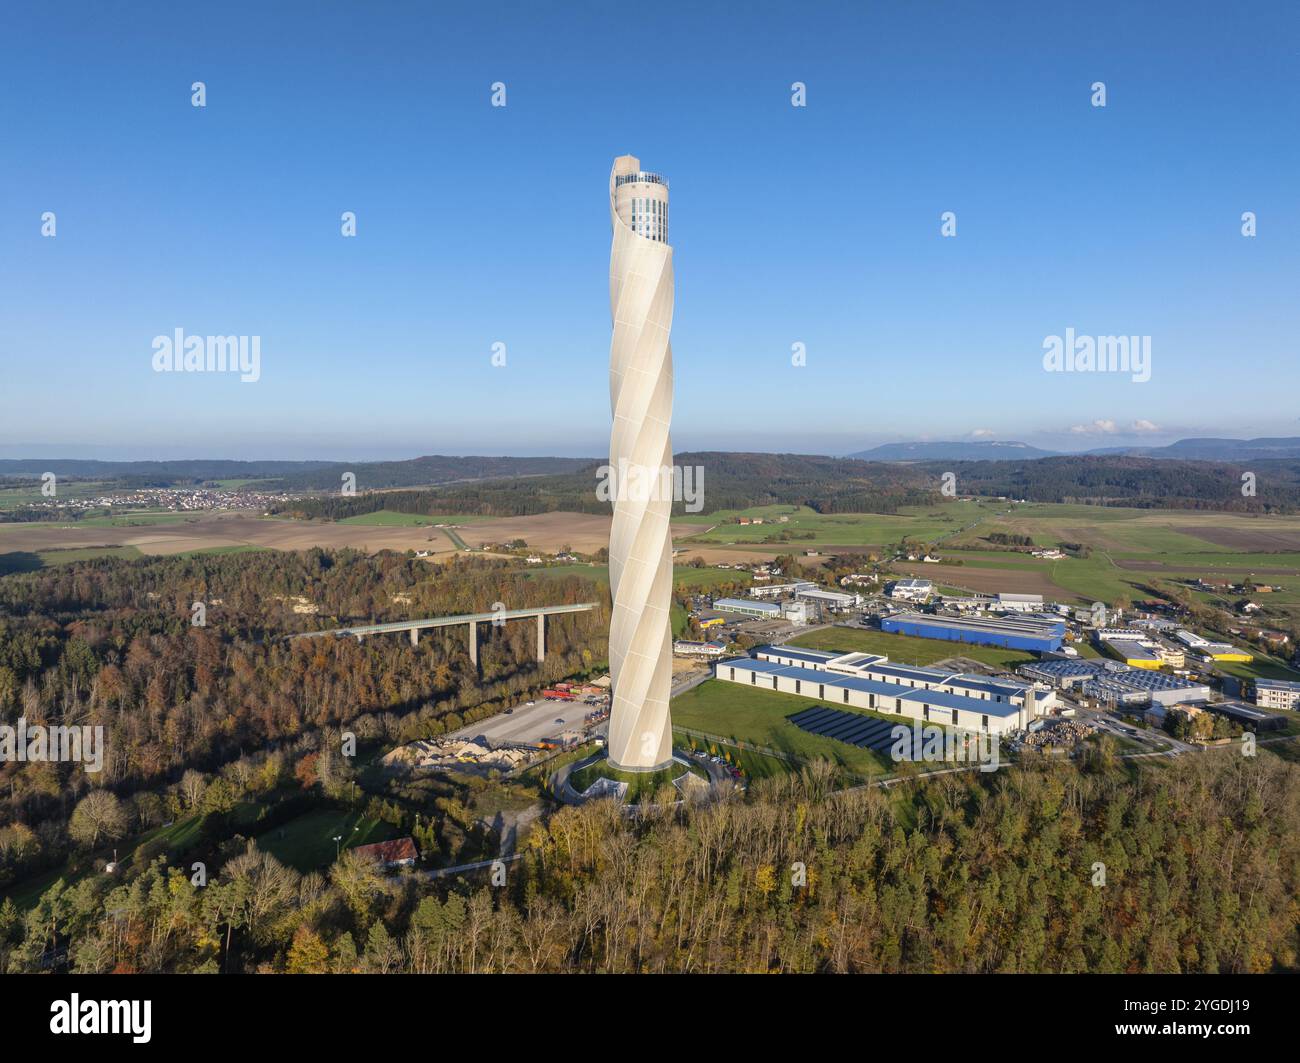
1061;696;1196;755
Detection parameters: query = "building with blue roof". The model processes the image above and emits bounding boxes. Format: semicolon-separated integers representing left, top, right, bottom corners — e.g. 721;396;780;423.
715;657;1033;734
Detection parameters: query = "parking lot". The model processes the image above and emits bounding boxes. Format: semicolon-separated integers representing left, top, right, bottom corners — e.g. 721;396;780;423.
447;694;608;747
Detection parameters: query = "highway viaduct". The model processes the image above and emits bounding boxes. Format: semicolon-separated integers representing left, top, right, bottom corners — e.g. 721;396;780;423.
288;602;599;665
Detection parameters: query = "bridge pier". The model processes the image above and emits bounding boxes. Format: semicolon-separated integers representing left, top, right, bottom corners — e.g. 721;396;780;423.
536;613;545;662
409;627;419;648
468;620;478;666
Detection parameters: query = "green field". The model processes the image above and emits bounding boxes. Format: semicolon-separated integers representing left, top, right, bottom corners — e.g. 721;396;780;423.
0;480;115;511
674;503;982;547
39;546;144;566
209;478;277;489
569;757;706;802
670;678;899;780
788;625;1041;670
673;731;791;780
254;808;398;872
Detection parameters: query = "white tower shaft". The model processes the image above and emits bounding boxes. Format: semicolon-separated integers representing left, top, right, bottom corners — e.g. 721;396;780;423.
606;154;675;771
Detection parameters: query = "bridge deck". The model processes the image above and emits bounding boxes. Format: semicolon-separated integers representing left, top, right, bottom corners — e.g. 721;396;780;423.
288;602;599;639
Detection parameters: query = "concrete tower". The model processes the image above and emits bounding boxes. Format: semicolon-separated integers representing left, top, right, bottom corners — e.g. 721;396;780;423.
606;154;674;771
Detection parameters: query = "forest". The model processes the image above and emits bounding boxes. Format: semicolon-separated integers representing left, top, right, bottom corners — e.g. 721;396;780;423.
0;550;608;893
1;753;1296;973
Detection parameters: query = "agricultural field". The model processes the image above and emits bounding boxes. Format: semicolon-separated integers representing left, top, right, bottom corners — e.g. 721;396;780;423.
337;510;490;527
521;562;751;593
673;502;989;548
881;503;1300;624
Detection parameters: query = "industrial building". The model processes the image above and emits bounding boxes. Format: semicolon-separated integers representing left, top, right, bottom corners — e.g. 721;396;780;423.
880;611;1065;653
1096;629;1184;669
756;646;1054;708
1254;678;1300;711
713;598;782;619
780;599;811;625
795;587;860;612
1202;700;1287;732
888;578;933;601
995;593;1045;613
1172;629;1253;661
716;653;1040;735
748;580;816;600
1019;658;1210;708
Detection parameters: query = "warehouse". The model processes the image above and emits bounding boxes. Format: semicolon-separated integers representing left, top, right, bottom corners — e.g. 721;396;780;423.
995;593;1045;613
880;612;1064;652
1203;700;1288;732
1097;633;1166;670
713;598;781;619
1018;658;1100;689
716;656;1033;734
1025;659;1210;707
754;646;1056;713
1173;629;1253;661
748;580;816;600
795;587;860;612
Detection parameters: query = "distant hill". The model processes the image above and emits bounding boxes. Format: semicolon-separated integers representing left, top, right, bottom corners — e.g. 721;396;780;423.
0;455;595;490
1086;437;1300;461
850;436;1300;463
847;441;1060;461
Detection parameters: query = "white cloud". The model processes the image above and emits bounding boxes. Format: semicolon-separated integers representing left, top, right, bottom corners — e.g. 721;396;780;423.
1131;419;1161;433
969;428;995;438
1069;419;1118;435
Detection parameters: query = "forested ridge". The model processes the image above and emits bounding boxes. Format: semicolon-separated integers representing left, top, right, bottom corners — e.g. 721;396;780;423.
269;453;1300;522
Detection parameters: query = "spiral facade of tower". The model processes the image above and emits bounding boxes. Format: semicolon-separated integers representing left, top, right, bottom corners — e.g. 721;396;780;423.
605;154;675;771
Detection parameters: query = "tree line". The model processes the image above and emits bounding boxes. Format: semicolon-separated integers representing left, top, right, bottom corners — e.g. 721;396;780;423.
3;751;1296;973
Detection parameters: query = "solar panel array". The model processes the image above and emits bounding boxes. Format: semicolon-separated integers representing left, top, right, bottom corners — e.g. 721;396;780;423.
787;706;899;753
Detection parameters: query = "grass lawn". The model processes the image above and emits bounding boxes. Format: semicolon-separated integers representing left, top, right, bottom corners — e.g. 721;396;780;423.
569;757;705;802
38;546;144;565
670;679;897;780
788;625;1038;671
254;808;397;872
2;812;209;911
674;731;790;780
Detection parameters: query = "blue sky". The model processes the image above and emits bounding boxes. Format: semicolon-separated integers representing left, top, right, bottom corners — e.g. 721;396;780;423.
1;0;1296;460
